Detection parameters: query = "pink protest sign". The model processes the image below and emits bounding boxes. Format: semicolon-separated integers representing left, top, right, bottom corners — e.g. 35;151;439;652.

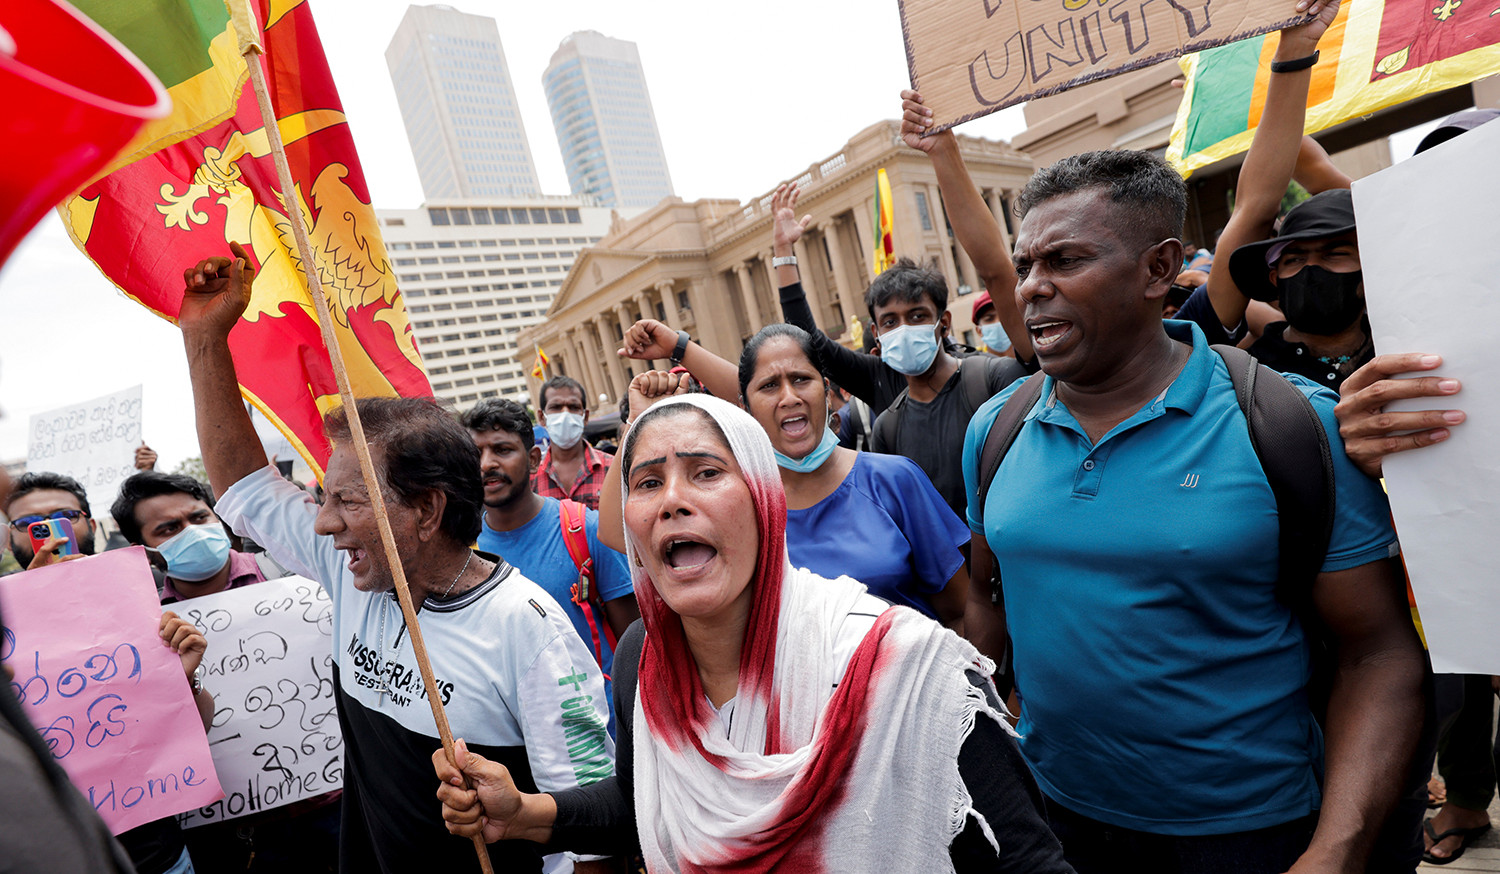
0;547;224;833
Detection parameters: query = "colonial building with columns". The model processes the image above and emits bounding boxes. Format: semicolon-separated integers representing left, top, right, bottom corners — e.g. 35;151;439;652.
515;119;1034;417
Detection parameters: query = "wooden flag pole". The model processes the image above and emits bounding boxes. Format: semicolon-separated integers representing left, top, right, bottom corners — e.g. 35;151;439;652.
231;5;494;871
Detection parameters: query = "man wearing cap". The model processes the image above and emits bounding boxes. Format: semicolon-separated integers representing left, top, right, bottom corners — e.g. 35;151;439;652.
1202;30;1391;391
971;291;1018;359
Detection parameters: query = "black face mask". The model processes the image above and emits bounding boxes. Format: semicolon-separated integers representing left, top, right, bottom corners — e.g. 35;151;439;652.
1279;265;1365;335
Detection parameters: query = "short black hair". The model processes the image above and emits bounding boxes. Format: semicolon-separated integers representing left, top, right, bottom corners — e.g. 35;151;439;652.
7;471;91;517
865;257;948;319
110;471;216;545
738;324;821;399
324;397;483;546
1018;150;1186;249
459;398;534;453
538;375;586;411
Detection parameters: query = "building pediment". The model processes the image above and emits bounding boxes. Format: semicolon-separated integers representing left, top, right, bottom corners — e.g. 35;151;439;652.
549;248;653;315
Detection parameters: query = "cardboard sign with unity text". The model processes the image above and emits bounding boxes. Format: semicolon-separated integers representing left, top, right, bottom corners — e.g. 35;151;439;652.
900;0;1310;131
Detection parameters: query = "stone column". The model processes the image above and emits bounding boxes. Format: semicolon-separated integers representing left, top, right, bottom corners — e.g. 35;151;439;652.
987;189;1013;252
657;280;681;329
735;263;763;335
849;199;874;282
955;235;981;297
823;218;856;331
792;237;839;328
565;329;598;407
594;317;628;403
688;276;738;359
616;304;646;377
926;184;960;292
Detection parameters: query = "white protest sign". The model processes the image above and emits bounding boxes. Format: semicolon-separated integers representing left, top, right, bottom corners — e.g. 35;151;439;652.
1351;117;1500;675
27;385;143;516
175;575;344;827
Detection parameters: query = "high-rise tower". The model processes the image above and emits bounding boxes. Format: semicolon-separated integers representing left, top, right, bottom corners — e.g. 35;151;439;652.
385;5;541;199
543;31;674;209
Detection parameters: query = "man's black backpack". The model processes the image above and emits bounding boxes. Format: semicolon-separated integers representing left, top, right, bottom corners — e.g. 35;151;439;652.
871;354;1028;452
973;345;1339;714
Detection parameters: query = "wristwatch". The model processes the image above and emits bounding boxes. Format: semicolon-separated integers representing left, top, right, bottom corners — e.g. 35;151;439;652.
190;666;203;696
670;330;690;366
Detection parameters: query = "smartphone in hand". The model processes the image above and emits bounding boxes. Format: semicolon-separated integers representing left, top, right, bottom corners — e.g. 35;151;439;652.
28;517;79;557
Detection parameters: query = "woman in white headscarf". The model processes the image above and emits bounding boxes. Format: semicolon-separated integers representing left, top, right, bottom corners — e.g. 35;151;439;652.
432;375;1071;873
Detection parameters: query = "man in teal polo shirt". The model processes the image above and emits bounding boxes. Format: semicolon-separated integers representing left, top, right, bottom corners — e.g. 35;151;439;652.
961;145;1424;872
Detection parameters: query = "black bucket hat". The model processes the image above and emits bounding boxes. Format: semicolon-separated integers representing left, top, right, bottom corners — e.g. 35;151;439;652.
1227;189;1357;302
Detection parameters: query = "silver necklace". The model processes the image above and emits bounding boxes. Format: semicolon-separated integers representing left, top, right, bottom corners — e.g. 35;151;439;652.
440;549;474;599
375;551;473;702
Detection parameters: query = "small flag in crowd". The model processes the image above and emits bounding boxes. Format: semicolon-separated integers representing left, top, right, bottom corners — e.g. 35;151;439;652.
531;346;550;381
60;0;431;479
1167;0;1500;177
873;168;895;277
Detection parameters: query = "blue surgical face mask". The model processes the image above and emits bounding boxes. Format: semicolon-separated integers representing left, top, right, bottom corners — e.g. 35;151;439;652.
879;324;941;375
979;323;1012;353
147;522;233;582
774;425;840;473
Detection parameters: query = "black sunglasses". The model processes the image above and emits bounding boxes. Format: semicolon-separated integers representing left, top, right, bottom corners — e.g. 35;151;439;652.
8;508;89;531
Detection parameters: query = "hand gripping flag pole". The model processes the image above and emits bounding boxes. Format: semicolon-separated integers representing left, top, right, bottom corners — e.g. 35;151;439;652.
229;3;494;871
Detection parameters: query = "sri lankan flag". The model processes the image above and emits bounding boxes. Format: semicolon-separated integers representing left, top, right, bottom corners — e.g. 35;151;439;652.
873;168;895;277
1168;0;1500;177
60;0;430;478
531;346;550;381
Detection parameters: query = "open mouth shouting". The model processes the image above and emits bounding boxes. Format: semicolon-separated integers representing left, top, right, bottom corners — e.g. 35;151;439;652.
1028;318;1074;352
779;413;811;441
662;537;719;574
341;543;371;578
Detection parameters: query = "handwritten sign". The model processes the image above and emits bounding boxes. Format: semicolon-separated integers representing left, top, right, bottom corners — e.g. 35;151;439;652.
899;0;1308;131
176;576;343;827
27;385;144;516
0;548;223;834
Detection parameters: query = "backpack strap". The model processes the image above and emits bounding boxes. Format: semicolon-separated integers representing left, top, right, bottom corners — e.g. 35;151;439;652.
1211;345;1336;609
1212;345;1337;719
973;372;1047;524
870;388;909;454
959;354;1028;418
959;356;991;416
560;499;617;676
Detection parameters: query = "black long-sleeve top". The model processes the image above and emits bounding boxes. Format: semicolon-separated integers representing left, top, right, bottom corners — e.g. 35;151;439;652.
550;622;1073;873
779;282;907;413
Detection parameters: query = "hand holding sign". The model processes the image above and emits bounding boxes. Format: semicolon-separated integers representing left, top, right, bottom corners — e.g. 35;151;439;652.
0;547;223;833
900;0;1326;131
176;576;345;828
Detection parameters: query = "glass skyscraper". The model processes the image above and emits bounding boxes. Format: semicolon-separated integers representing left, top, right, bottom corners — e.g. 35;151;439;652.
385;6;541;200
543;31;674;209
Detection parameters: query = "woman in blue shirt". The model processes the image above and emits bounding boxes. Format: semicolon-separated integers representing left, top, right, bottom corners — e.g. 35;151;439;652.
611;323;969;626
738;325;969;625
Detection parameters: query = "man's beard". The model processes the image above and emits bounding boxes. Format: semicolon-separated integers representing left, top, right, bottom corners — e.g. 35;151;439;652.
481;473;527;510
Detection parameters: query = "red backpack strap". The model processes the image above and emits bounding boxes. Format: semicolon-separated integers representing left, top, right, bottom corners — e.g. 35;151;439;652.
560;500;618;673
559;499;591;575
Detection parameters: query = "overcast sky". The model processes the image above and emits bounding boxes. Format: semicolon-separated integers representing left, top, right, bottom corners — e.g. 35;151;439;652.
0;0;1440;473
0;0;1031;473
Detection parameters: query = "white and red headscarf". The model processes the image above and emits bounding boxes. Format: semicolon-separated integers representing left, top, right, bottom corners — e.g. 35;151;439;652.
620;395;1012;873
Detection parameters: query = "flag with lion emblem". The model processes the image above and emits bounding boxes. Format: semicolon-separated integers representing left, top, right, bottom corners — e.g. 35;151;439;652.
1167;0;1500;177
61;0;431;478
